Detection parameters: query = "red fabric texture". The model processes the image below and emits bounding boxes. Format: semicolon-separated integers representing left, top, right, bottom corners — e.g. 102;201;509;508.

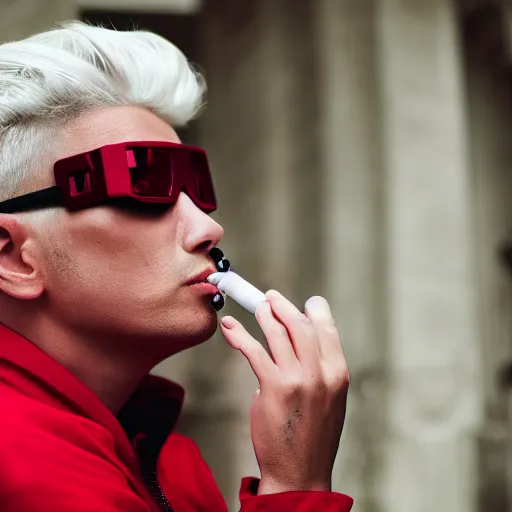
0;323;353;511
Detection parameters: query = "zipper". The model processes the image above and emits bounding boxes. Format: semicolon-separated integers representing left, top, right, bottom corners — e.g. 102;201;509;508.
142;448;174;512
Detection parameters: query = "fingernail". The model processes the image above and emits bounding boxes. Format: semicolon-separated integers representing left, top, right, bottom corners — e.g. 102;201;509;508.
305;296;332;316
265;290;281;300
221;316;236;329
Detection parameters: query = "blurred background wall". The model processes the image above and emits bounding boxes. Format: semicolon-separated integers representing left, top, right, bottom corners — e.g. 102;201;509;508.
2;0;512;511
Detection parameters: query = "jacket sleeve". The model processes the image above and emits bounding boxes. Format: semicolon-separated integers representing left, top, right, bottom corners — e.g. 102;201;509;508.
160;435;354;512
239;477;354;512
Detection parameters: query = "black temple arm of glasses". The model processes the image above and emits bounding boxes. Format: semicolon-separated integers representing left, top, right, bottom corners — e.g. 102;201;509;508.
0;186;63;214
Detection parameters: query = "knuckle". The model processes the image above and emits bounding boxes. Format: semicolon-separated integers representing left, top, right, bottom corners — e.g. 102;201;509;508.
271;323;288;338
299;314;312;327
301;367;327;392
328;366;350;391
297;315;314;334
279;372;304;395
245;341;265;359
323;324;339;338
304;375;325;395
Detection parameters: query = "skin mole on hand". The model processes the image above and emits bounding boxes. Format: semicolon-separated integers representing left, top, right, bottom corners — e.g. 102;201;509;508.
285;407;302;440
285;418;294;440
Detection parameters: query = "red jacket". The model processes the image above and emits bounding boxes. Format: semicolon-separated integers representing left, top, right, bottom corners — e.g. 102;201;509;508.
0;323;354;511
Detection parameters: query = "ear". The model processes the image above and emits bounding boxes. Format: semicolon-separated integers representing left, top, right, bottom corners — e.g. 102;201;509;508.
0;214;45;300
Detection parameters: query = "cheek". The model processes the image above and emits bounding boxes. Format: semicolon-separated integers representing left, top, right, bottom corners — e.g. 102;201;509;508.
42;237;217;340
46;230;183;305
42;212;194;327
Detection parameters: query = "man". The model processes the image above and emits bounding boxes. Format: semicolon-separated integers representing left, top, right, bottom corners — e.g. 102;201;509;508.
0;21;353;511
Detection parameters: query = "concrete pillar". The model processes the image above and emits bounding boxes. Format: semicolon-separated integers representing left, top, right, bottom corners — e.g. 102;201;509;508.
316;2;386;511
375;1;482;511
0;0;76;42
464;3;512;509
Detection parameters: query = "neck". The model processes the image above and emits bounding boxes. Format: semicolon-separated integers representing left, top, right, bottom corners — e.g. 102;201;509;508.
2;309;157;414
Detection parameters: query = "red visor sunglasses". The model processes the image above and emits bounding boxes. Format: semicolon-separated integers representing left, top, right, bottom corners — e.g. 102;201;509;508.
0;141;217;214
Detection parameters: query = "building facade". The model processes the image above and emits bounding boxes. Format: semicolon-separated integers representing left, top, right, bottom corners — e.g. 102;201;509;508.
2;0;511;510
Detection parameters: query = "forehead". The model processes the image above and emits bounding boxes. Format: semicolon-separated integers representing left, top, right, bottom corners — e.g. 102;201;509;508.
58;105;181;160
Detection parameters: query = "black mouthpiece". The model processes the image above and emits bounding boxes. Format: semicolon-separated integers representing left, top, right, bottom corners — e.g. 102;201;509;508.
211;292;225;311
209;247;224;263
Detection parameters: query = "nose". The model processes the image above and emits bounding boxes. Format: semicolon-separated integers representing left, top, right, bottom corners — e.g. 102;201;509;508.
176;192;224;253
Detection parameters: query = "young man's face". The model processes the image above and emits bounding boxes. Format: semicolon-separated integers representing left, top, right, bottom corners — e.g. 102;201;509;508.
34;106;224;357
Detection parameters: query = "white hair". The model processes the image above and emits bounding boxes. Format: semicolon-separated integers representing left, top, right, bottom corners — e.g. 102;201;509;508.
0;21;206;202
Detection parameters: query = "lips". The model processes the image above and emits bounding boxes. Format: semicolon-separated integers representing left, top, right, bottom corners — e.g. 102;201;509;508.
185;267;217;286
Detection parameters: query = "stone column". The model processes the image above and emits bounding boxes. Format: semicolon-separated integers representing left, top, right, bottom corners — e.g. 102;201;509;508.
375;1;482;511
0;0;76;42
315;2;386;511
463;3;512;509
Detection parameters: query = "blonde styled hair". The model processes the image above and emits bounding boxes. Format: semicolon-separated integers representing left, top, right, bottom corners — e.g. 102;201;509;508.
0;21;205;201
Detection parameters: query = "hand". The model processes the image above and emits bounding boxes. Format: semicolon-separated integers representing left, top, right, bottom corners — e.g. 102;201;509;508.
220;290;350;495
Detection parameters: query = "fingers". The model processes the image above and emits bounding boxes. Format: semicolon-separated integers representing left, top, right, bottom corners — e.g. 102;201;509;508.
220;316;278;386
222;292;347;391
266;290;320;365
255;301;298;369
304;296;347;365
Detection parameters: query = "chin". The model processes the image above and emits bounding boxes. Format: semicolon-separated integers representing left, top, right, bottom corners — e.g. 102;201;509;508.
166;303;219;350
134;295;219;355
189;310;219;344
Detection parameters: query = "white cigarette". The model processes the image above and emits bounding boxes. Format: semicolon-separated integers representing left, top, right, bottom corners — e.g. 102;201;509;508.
207;271;267;315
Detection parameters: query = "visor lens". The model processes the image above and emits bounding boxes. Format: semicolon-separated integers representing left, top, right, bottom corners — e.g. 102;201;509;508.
126;145;217;212
126;147;173;196
191;151;217;211
170;149;217;212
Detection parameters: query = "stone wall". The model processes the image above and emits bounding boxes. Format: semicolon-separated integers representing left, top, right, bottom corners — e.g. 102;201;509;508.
0;1;502;511
375;2;481;511
0;0;75;41
196;1;482;511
